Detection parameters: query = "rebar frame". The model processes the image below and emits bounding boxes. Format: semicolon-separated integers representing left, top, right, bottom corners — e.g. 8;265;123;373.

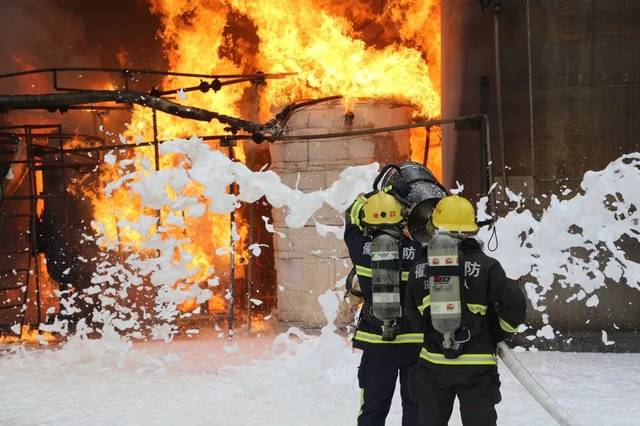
0;124;97;337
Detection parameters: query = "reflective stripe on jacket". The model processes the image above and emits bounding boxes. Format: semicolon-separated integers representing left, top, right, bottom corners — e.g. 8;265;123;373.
404;238;527;370
344;197;424;350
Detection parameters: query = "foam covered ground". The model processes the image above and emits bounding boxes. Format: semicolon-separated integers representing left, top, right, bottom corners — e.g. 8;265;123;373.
1;328;638;426
3;144;637;425
0;291;636;426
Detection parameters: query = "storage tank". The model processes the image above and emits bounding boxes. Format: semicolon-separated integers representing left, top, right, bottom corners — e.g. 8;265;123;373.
270;99;412;327
442;0;640;349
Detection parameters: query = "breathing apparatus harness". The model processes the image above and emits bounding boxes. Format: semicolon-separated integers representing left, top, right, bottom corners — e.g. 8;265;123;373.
353;163;448;341
426;213;497;357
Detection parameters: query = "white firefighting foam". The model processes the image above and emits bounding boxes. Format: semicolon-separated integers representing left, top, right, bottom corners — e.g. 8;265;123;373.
477;153;640;311
2;150;640;424
2;292;639;425
64;138;639;341
51;136;379;340
39;136;640;343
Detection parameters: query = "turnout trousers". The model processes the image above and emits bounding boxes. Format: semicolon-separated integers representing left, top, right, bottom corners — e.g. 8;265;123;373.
357;347;419;426
411;364;502;426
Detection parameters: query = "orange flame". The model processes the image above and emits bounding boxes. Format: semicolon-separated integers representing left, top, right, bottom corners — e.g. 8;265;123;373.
85;0;441;321
0;325;58;345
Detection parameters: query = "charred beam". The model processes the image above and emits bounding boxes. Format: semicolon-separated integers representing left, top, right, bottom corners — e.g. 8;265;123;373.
0;90;263;134
0;67;294;82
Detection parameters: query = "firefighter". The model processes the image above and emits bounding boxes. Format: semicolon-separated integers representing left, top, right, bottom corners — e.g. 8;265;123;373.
345;189;422;426
344;163;447;426
404;195;527;426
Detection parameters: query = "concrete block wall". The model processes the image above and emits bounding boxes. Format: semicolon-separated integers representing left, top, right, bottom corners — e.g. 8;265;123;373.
270;99;412;328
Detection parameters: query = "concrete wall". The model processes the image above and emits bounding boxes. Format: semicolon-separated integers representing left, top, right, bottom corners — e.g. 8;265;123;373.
270;99;412;327
441;0;640;350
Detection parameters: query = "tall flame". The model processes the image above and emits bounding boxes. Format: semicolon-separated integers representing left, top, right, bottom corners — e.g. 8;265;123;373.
87;0;441;321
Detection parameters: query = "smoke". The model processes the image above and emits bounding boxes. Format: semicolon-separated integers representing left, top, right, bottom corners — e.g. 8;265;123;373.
0;0;164;131
0;1;95;97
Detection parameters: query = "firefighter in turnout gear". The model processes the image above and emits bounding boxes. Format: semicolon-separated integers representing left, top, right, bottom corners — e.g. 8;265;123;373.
405;195;527;426
344;164;447;426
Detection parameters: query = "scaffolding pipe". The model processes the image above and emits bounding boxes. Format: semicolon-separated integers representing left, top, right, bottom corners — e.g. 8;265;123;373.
493;7;509;188
26;129;42;327
227;142;237;339
246;77;266;333
422;126;431;167
247;205;254;334
526;0;536;180
0;67;295;82
152;109;160;172
55;125;72;288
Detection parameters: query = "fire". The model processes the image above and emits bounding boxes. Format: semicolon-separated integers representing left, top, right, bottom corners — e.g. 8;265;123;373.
229;0;440;116
0;325;58;345
84;0;442;326
143;0;442;174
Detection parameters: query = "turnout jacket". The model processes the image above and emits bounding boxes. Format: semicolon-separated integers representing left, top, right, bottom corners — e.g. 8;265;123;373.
344;196;424;351
405;238;526;371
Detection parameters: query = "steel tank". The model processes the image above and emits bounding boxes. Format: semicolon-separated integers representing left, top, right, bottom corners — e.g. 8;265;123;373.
442;0;640;350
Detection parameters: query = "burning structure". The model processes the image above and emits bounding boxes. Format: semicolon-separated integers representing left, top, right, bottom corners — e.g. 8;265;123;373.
0;0;444;341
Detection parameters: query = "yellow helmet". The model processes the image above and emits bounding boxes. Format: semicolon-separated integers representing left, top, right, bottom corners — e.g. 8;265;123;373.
431;195;479;233
362;191;403;226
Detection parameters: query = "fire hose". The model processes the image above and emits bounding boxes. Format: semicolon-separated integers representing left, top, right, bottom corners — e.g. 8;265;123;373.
497;342;581;426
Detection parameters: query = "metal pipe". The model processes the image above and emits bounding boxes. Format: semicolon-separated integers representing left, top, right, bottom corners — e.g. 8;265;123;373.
479;117;490;195
59;128;71;292
0;160;97;169
493;9;509;189
246;79;264;334
50;116;486;157
526;0;536;180
422;126;431;167
227;142;236;339
0;132;106;142
26;129;42;327
155;76;268;97
152;109;160;172
65;105;131;111
481;114;497;211
55;136;254;156
0;124;60;130
277;115;486;141
0;67;297;81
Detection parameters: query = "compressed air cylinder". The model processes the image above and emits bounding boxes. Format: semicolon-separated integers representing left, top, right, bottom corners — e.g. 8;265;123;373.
370;233;402;323
427;234;463;336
